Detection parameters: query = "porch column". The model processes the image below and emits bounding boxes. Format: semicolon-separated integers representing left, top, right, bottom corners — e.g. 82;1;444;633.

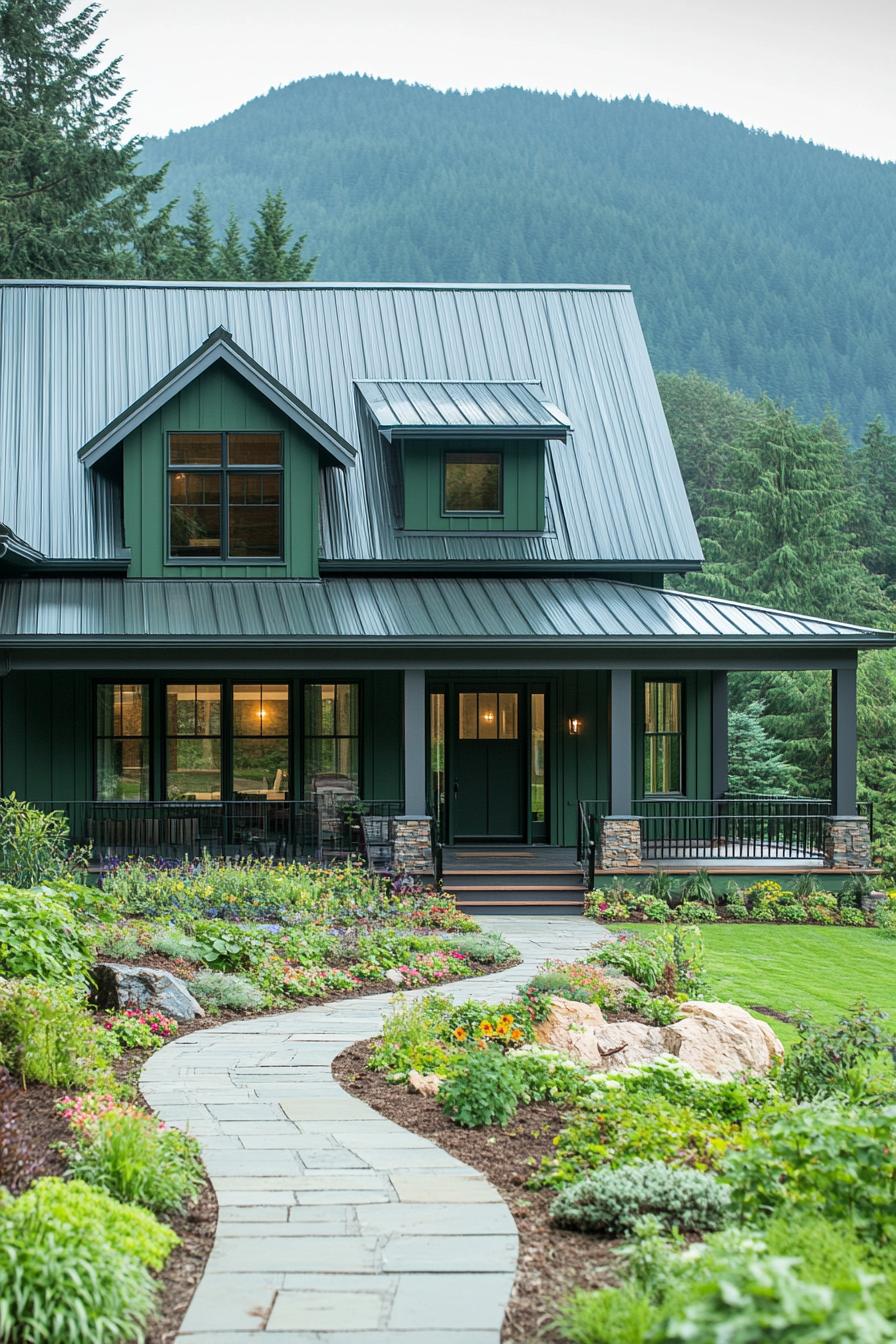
402;668;427;816
825;660;870;869
394;668;433;877
711;670;728;799
601;668;641;871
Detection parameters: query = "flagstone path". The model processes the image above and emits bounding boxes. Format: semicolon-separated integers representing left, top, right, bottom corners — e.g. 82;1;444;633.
141;915;606;1344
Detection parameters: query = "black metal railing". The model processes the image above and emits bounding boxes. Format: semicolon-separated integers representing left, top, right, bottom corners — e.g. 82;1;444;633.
634;795;861;862
33;799;404;864
577;799;608;889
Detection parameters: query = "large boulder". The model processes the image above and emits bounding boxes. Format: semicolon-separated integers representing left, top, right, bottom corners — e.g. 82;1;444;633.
92;962;205;1022
665;1001;783;1080
532;995;782;1079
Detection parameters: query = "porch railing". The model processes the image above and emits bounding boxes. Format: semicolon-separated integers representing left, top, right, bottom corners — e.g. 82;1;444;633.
577;799;608;888
635;796;873;862
32;799;404;865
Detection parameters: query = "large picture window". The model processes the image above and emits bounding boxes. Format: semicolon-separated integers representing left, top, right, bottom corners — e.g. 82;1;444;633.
166;684;222;799
168;432;282;560
443;451;502;514
232;684;290;799
303;683;359;798
643;681;683;795
96;684;150;800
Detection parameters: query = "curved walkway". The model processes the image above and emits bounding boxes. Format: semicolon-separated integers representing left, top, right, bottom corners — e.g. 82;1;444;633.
141;915;605;1344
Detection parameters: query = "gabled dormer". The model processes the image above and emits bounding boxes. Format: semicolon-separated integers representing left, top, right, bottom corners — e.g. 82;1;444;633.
79;328;354;578
354;379;571;535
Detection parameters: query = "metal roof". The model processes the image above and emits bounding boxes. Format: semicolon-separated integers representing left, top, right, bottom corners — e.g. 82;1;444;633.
0;575;890;647
354;379;571;441
0;281;703;568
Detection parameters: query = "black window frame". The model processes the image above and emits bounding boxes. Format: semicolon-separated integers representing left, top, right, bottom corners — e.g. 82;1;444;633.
301;681;362;800
442;448;504;516
166;430;284;563
93;681;152;801
163;681;225;801
642;679;685;797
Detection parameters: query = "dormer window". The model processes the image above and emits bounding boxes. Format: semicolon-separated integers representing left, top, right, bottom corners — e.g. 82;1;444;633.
168;431;283;561
444;450;503;515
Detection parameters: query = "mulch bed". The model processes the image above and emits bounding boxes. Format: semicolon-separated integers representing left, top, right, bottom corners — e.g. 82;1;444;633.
333;1039;620;1344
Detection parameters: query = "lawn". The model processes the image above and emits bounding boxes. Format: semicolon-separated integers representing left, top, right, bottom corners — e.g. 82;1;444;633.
610;923;896;1042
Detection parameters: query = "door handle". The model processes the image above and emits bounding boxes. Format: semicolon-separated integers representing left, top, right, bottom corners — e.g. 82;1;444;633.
453;783;458;799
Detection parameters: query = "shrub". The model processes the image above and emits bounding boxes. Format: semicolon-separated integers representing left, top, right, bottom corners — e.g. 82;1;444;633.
8;1178;179;1271
525;972;593;1004
147;925;206;962
512;1044;595;1106
370;993;457;1077
626;892;669;922
0;980;110;1087
791;872;819;900
621;987;681;1026
0;1182;156;1344
100;1009;178;1052
721;1098;896;1237
524;960;618;1008
551;1161;732;1235
671;900;717;923
438;931;517;964
0;886;95;983
0;794;89;888
448;1001;532;1047
679;869;715;906
62;1104;204;1213
840;872;874;910
96;924;144;960
438;1044;523;1127
806;891;839;924
776;899;808;923
592;927;704;996
555;1284;654;1344
775;1001;896;1102
281;964;361;997
839;905;869;927
190;969;266;1012
644;870;673;903
875;901;896;937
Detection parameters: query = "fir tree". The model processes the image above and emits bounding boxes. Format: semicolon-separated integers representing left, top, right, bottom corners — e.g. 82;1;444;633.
727;698;799;795
247;189;315;282
0;0;174;276
180;187;216;280
214;210;247;281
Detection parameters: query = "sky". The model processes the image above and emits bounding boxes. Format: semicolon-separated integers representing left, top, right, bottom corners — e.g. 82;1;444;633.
98;0;895;161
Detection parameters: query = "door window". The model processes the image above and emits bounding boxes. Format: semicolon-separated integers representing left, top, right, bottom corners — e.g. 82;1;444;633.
458;691;519;740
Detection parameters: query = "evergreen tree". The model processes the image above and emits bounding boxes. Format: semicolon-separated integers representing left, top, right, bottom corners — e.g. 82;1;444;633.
214;210;247;281
180;187;216;280
727;699;800;795
852;416;896;585
0;0;174;276
247;189;315;282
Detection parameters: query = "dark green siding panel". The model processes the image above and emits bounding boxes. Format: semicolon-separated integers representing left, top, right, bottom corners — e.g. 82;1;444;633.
362;673;403;801
550;671;607;846
1;672;92;801
402;439;546;533
123;365;319;578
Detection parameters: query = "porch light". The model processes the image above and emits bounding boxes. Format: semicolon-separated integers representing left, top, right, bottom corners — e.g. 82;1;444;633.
481;709;496;725
567;716;584;737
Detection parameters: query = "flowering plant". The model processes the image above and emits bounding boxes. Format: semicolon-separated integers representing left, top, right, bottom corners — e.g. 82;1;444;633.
100;1009;178;1052
57;1092;162;1139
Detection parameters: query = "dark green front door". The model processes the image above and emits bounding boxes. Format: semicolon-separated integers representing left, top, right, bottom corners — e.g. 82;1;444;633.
452;688;523;841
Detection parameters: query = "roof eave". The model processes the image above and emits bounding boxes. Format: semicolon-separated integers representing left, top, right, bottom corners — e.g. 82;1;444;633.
387;426;570;442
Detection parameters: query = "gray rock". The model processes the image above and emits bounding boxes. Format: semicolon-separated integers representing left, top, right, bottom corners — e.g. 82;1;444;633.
92;961;205;1021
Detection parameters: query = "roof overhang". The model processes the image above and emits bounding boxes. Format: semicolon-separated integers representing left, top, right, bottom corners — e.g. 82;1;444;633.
79;327;356;471
0;524;44;572
354;379;572;443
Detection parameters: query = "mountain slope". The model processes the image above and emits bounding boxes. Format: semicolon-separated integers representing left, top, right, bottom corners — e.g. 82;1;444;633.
141;75;896;437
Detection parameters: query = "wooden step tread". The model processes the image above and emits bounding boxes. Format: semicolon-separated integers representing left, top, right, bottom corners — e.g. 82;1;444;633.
443;868;578;876
448;883;584;893
457;899;585;908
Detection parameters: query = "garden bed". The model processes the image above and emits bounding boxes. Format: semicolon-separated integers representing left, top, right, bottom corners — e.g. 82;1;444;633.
334;1039;617;1344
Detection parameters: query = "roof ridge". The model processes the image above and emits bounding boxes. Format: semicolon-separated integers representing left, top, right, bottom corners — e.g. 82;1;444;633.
0;279;632;292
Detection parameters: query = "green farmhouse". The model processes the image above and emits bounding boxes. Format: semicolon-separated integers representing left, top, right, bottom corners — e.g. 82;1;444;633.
0;280;891;908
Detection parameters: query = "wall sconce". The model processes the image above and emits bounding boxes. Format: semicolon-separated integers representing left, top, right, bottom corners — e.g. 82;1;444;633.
567;716;584;737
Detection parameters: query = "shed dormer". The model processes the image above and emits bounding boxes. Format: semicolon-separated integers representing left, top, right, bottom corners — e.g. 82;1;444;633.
355;379;571;534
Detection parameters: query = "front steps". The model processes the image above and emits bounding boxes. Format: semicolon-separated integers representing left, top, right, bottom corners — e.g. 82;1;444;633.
441;846;585;915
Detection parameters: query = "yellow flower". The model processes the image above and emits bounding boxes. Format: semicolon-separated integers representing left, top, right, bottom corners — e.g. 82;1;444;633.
494;1022;509;1036
453;1026;468;1042
478;1021;494;1036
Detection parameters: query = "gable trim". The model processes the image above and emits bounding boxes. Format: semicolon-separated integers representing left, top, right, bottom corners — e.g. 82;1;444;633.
78;327;356;471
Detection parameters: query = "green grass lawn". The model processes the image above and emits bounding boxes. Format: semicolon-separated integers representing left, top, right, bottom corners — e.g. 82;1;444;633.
609;923;896;1043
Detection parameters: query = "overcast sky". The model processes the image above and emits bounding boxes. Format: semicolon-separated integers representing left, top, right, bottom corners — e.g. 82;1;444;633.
99;0;894;161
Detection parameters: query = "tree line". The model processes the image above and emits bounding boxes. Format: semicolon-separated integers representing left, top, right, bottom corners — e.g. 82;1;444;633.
0;0;313;281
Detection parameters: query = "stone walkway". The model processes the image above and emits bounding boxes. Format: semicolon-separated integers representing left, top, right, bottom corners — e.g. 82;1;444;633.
140;915;605;1344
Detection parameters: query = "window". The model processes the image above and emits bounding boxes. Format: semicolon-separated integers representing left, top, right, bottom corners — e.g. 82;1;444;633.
168;432;282;560
166;684;222;799
458;691;518;740
303;683;359;797
644;681;683;794
443;451;502;513
232;684;290;799
96;684;150;799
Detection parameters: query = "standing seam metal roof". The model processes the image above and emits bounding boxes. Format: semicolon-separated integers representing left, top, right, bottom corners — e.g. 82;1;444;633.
0;282;703;566
0;575;890;645
354;379;572;439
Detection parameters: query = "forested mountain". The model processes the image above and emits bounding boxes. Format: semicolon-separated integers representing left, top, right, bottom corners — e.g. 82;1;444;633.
141;74;896;437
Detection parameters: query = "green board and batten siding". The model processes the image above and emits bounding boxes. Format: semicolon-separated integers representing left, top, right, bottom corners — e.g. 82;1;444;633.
400;439;545;533
122;365;320;578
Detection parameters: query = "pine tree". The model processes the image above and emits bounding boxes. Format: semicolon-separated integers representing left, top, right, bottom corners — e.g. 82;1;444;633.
0;0;174;276
247;189;315;282
727;699;800;795
214;210;247;281
180;187;216;280
852;416;896;585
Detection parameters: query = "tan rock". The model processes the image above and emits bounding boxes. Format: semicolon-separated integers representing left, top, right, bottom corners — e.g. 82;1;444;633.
664;1001;784;1080
407;1069;442;1097
534;995;606;1060
588;1021;672;1071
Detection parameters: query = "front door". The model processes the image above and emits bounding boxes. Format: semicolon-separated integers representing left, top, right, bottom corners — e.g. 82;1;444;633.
452;688;523;841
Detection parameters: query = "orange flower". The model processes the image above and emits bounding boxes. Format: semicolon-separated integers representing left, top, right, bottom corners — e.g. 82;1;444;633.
478;1021;494;1036
510;1028;524;1041
499;1014;513;1026
453;1026;468;1042
495;1022;509;1036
